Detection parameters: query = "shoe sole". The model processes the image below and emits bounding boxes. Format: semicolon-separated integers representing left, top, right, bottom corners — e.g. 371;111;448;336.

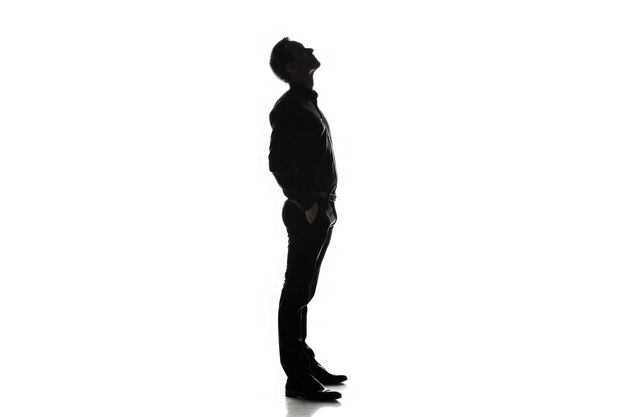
285;391;341;401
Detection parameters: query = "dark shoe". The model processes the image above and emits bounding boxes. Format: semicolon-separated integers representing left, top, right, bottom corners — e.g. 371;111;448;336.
311;363;347;385
285;375;341;401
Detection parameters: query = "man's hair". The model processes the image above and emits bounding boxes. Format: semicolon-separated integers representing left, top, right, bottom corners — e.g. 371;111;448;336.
270;37;294;83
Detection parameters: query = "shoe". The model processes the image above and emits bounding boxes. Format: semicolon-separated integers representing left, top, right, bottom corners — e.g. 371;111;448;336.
285;375;342;401
311;362;347;385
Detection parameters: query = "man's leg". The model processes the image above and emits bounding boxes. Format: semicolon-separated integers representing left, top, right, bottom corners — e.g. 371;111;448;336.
279;200;332;381
302;225;334;361
295;200;347;385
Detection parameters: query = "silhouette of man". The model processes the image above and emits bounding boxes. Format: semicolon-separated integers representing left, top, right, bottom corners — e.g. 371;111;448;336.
269;38;347;401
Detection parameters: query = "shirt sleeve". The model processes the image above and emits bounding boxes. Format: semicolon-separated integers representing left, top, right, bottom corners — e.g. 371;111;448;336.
268;106;316;211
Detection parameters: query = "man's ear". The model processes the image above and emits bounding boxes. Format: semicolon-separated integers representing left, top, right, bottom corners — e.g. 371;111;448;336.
286;62;296;74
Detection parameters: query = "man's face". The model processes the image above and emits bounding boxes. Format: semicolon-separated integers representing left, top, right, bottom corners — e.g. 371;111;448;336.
285;41;320;76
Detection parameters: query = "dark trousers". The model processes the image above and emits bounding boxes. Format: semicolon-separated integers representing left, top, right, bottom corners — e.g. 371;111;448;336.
279;198;337;380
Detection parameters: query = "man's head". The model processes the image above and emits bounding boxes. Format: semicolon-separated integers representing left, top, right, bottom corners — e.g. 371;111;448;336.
270;37;320;83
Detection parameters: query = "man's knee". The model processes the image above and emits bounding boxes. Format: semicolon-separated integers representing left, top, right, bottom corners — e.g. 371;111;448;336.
279;283;311;310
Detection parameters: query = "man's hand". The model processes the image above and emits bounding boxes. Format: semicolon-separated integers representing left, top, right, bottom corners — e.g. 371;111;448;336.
305;202;319;224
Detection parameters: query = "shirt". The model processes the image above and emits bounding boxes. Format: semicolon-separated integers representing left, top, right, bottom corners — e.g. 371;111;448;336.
268;82;338;211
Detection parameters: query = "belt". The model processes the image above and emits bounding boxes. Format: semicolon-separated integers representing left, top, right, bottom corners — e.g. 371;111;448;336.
309;192;336;202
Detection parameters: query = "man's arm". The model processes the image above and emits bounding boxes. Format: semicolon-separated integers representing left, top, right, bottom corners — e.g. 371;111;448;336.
269;106;316;213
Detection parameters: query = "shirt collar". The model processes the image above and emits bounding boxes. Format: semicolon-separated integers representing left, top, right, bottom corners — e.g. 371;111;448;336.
289;81;318;101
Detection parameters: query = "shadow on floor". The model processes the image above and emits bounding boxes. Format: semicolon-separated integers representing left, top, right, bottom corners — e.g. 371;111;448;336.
285;395;342;417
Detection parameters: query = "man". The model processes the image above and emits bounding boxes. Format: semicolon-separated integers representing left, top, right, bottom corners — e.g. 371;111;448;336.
268;37;347;401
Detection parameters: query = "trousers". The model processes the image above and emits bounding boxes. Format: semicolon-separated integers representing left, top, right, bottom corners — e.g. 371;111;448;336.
278;198;337;380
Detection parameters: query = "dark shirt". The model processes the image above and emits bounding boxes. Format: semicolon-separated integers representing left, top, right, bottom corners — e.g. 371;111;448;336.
269;82;338;211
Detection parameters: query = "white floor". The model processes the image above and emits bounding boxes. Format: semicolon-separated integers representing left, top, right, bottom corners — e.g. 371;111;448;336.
2;214;625;417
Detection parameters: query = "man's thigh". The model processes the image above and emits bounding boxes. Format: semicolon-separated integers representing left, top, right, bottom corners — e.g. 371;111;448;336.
282;201;332;278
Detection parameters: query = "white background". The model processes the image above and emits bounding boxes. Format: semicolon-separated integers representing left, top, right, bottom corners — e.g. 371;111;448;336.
1;1;625;416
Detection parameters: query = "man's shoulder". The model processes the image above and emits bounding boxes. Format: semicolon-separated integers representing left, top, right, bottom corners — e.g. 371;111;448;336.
270;90;302;121
272;89;299;109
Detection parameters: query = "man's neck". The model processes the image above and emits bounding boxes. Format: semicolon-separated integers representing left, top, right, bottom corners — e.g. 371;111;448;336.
290;74;314;90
